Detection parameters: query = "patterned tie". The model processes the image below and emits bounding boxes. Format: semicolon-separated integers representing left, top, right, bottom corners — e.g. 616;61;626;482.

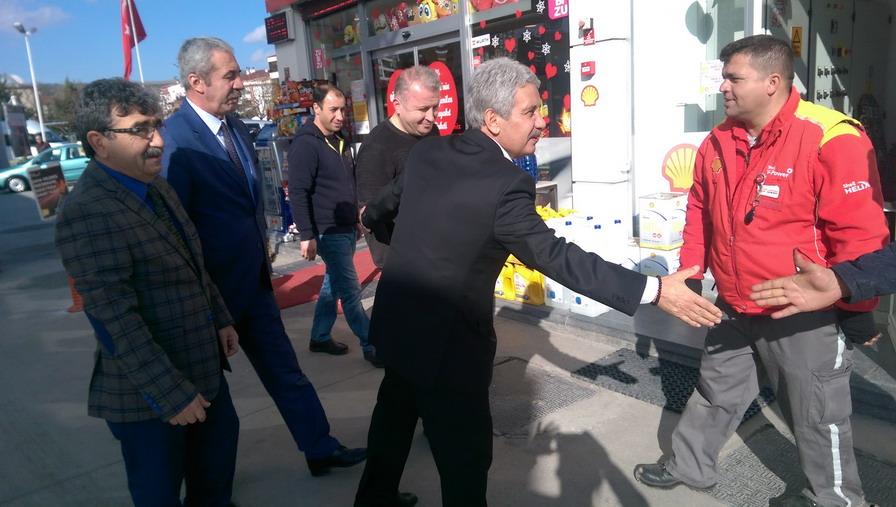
147;185;188;255
219;122;249;186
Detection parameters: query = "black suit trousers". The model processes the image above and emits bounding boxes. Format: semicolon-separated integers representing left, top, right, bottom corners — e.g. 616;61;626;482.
355;368;493;507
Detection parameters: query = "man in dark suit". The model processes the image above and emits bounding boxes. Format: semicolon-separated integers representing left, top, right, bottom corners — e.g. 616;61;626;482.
354;58;723;507
162;37;365;477
56;78;240;506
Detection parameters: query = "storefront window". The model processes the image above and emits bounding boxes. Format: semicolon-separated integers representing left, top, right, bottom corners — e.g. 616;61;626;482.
470;1;571;138
308;8;361;55
365;0;458;35
305;7;369;140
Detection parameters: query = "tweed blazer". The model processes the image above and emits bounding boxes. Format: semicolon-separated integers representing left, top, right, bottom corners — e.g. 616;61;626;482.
56;162;233;423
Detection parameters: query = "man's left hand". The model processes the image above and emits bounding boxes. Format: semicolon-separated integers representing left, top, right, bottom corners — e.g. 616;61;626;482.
656;266;723;327
749;250;847;318
218;325;239;356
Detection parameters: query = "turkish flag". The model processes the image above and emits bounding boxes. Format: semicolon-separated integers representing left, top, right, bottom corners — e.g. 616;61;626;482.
121;0;147;80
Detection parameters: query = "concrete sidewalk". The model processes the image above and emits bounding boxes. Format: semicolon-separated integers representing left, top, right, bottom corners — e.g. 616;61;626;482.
3;192;895;506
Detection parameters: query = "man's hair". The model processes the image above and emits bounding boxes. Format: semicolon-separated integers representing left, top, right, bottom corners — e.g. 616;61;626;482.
465;58;540;129
75;78;160;158
178;37;234;90
312;82;345;107
394;65;440;101
719;35;794;85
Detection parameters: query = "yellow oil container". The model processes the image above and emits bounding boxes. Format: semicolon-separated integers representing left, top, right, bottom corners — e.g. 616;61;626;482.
494;262;516;301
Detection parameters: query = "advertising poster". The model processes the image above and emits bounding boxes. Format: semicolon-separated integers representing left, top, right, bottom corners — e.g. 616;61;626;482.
27;161;68;220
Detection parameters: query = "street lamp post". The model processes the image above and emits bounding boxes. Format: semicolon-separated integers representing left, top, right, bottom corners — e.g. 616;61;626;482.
13;21;47;142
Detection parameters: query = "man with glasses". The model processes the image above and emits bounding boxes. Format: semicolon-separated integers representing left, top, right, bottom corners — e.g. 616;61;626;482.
163;37;365;478
633;35;887;507
56;78;240;506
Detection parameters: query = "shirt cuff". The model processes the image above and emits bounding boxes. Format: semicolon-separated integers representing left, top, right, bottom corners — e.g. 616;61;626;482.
640;275;659;304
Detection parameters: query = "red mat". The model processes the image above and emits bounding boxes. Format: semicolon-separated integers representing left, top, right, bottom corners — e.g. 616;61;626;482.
272;249;380;309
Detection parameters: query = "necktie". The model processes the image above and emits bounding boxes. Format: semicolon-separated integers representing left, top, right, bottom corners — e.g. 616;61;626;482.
147;185;188;255
219;122;249;186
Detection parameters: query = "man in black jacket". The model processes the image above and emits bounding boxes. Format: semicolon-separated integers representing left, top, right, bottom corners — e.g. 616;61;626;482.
356;65;441;266
288;83;376;364
354;57;722;507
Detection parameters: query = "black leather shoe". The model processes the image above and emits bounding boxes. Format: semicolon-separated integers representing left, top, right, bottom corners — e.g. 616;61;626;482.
393;492;418;506
307;446;366;476
633;462;714;490
309;339;349;355
355;492;418;507
364;351;384;368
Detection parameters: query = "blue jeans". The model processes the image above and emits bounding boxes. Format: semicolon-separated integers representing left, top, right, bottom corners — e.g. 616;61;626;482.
311;232;372;352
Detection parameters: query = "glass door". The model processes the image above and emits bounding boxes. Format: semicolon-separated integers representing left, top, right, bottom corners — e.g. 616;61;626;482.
371;38;465;136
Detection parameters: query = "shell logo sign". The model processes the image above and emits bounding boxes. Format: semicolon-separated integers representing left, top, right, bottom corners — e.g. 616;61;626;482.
662;144;698;192
580;85;599;107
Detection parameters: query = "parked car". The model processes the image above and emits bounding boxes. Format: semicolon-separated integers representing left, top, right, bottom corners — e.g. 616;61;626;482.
242;119;274;142
254;122;278;147
0;143;89;193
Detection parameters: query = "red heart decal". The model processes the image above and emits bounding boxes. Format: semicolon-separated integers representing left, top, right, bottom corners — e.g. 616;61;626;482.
541;90;549;100
527;51;535;61
537;25;546;35
545;63;558;79
554;31;562;41
529;65;537;75
514;9;522;18
504;38;516;52
479;20;487;29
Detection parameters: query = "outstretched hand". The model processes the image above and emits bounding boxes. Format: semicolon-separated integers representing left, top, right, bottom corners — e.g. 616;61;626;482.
656;266;723;327
749;250;846;319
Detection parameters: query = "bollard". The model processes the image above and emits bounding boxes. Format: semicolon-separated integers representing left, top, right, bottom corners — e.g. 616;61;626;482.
67;276;83;313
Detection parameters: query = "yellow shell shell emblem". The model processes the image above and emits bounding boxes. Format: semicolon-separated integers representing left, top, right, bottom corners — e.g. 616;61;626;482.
581;85;599;107
662;144;698;191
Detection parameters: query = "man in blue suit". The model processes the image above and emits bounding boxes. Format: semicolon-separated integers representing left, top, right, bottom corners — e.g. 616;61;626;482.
162;37;365;477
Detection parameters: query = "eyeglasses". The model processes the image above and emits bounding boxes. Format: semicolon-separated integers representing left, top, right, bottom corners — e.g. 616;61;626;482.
744;173;765;225
103;119;163;140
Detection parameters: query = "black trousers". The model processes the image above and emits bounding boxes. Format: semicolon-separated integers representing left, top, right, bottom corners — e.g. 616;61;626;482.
355;368;493;507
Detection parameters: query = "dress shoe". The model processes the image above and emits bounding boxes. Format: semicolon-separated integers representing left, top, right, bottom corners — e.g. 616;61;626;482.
364;350;384;368
355;492;418;507
633;462;715;490
309;339;349;355
770;495;876;507
307;446;366;476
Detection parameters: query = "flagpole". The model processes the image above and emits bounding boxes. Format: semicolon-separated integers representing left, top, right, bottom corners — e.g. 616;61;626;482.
126;0;145;84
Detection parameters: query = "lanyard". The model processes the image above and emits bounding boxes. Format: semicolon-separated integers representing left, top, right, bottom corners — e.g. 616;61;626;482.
324;136;344;155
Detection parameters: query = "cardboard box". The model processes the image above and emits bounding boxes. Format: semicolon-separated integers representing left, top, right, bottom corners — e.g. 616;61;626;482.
637;247;681;277
638;192;687;250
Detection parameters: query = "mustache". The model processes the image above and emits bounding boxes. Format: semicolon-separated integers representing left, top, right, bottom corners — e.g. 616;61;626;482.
143;146;163;159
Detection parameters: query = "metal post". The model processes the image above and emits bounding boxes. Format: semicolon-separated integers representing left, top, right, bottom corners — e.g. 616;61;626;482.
126;0;145;84
20;29;47;140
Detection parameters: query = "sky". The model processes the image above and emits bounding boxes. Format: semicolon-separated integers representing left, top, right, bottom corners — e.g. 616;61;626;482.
1;0;276;84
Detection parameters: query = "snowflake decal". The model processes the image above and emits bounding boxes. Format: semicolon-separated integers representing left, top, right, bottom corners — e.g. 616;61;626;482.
492;36;500;48
536;0;545;14
522;29;532;43
541;42;551;55
564;59;570;73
